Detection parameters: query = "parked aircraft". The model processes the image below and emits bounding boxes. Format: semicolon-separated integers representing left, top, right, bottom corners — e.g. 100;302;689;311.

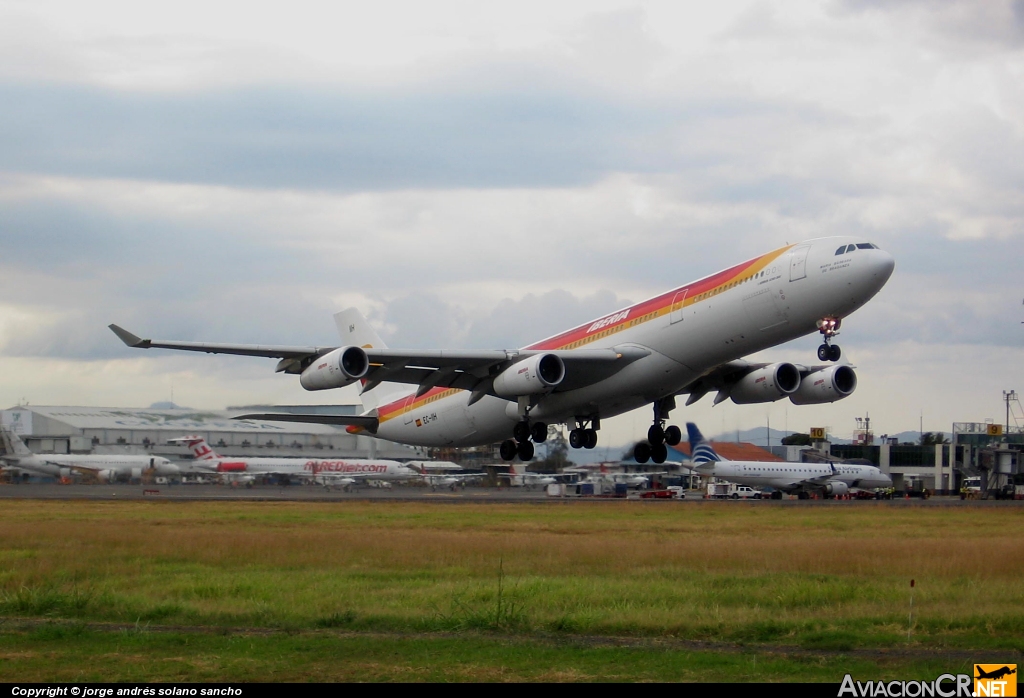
685;423;891;499
0;425;178;482
111;237;894;464
171;435;423;489
498;464;559;489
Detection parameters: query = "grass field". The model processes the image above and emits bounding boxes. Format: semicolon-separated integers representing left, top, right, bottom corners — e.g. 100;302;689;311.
1;499;1022;681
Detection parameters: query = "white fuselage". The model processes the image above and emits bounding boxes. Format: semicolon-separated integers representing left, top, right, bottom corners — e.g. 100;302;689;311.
696;460;892;493
371;236;894;448
193;456;420;482
13;454;178;480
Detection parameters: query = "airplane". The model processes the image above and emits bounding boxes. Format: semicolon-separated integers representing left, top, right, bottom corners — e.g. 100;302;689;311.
0;425;179;482
684;422;892;499
498;464;561;489
170;435;423;489
110;236;894;464
975;666;1016;681
422;472;484;491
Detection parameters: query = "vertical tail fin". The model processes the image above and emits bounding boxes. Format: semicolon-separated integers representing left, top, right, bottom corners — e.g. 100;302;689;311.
333;308;406;413
0;425;34;458
169;435;220;461
686;423;721;464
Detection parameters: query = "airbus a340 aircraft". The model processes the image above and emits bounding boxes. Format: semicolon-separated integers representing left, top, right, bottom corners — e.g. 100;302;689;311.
0;425;179;482
685;422;891;499
172;435;422;489
111;237;894;464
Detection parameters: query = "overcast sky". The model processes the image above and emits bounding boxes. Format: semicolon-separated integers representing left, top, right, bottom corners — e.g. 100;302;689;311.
1;0;1022;447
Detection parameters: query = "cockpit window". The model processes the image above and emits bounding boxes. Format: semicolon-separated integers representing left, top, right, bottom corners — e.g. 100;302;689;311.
846;244;856;253
835;246;846;255
856;243;874;250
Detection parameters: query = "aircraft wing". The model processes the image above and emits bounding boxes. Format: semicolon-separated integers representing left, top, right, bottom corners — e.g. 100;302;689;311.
110;324;650;398
677;360;838;405
232;413;381;433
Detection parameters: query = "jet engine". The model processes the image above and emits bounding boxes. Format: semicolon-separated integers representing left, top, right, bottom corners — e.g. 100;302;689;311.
823;481;849;496
130;467;142;480
789;365;857;405
96;469;115;483
492;354;565;398
299;346;369;391
729;363;801;404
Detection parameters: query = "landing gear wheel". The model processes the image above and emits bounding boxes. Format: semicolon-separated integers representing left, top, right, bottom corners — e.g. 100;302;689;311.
634;442;651;464
583;429;598;449
828;345;841;362
517;440;535;461
531;422;548;443
647;424;666;446
513;421;531;443
499;440;518;461
651;443;668;464
771;490;783;500
569;429;584;449
664;425;682;447
797;491;809;500
817;344;830;362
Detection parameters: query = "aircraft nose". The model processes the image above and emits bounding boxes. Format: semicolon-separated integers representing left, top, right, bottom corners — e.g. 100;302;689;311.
873;249;896;283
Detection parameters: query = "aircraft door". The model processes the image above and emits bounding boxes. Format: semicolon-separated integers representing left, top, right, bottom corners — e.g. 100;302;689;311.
670;290;688;324
403;394;416;425
789;245;810;281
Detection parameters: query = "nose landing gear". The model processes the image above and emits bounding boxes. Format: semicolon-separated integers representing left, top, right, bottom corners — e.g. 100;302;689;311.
816;317;842;362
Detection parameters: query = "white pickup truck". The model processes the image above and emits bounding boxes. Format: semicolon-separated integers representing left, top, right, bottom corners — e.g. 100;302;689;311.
706;483;762;499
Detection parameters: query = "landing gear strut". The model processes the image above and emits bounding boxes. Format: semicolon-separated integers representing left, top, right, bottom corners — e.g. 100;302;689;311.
500;412;549;463
816;317;842;362
634;398;681;465
568;417;600;451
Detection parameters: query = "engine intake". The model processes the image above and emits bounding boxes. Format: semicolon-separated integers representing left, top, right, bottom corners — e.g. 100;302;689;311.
300;346;370;391
823;481;849;496
729;363;801;404
789;365;857;405
493;354;565;398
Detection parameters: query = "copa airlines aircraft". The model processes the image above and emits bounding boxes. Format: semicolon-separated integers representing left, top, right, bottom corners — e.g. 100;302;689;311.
0;425;178;481
172;435;421;488
111;237;894;464
685;422;891;499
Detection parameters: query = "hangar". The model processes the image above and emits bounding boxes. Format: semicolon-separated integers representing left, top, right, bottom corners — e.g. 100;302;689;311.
0;404;423;462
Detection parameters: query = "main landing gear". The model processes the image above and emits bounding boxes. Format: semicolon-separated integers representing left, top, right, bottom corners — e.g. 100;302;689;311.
500;417;551;462
816;316;842;362
568;417;599;451
634;399;682;465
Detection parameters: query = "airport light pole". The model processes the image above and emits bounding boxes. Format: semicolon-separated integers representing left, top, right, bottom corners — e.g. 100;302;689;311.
1004;390;1017;434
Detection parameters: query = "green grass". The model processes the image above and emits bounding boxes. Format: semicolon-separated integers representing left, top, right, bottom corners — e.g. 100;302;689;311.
0;625;981;682
1;499;1022;680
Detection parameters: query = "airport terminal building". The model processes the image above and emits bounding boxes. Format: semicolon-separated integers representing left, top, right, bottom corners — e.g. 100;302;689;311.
0;404;424;462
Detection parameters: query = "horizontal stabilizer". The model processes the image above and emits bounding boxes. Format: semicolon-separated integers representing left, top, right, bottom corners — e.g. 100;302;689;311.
233;413;379;434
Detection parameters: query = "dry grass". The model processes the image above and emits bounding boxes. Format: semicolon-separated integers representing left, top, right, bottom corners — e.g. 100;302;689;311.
1;500;1022;648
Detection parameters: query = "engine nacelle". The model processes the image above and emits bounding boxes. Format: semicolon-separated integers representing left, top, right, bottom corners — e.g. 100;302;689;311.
130;467;142;480
789;365;857;405
96;469;115;483
729;363;801;404
823;480;849;496
493;354;565;398
299;346;369;391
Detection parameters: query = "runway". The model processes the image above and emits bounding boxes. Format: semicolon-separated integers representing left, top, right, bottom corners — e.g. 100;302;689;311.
1;482;1020;505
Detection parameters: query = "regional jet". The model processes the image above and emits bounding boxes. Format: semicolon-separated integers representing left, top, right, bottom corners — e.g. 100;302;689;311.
111;237;894;464
0;425;179;481
685;423;891;499
171;435;422;489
